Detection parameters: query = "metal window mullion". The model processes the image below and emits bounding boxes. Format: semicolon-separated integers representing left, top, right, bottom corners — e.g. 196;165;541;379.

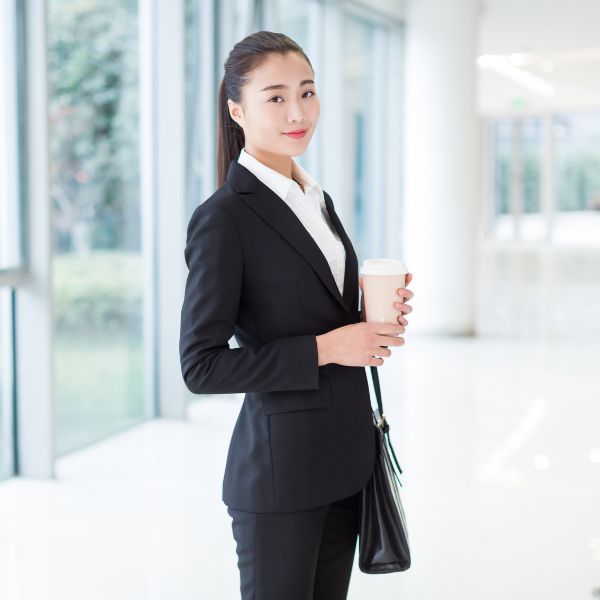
0;290;16;479
14;0;54;478
139;0;158;420
16;0;28;269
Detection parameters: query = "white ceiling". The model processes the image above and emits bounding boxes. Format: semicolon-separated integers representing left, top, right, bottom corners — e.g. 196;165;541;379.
477;0;600;114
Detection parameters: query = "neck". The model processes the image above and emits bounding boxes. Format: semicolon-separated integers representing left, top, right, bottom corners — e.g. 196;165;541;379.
243;146;293;180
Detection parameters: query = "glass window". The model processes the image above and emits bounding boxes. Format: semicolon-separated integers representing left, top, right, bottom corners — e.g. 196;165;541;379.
342;15;389;261
521;117;542;214
492;117;541;216
344;16;371;259
492;119;512;216
555;112;600;212
185;0;212;221
489;112;600;244
491;116;543;241
266;0;310;48
47;0;147;456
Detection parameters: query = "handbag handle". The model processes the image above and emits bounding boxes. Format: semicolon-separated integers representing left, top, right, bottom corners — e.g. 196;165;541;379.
369;366;404;479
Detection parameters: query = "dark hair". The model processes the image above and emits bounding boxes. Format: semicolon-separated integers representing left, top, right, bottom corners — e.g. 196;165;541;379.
216;31;313;187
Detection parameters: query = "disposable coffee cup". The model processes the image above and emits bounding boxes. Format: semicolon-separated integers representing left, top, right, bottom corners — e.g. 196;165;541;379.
359;258;408;337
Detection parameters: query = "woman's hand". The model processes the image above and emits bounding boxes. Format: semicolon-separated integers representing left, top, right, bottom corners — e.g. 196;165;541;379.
359;272;414;326
316;322;405;367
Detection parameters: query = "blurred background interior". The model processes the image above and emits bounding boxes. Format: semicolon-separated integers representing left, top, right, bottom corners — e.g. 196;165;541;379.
0;0;599;598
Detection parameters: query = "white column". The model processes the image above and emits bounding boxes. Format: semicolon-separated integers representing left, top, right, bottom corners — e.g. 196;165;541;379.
139;0;187;418
402;0;479;334
156;0;186;418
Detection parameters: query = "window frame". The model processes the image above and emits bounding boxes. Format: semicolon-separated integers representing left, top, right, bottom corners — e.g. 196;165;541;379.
0;0;27;285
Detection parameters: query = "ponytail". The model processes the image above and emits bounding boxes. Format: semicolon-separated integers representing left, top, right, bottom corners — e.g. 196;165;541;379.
217;77;245;188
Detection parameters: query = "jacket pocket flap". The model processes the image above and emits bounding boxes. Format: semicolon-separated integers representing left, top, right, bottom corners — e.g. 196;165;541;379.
260;374;332;415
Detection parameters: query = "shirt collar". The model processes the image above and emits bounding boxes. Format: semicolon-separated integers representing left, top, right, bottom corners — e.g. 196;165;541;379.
237;147;324;209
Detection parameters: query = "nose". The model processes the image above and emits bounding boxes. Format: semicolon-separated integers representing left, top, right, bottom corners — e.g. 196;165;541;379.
287;99;305;124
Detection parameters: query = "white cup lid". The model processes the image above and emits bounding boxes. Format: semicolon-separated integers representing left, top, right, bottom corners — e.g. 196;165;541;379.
359;258;408;276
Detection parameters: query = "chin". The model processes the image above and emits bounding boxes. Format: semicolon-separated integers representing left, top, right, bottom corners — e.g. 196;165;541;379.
290;146;310;157
279;141;309;154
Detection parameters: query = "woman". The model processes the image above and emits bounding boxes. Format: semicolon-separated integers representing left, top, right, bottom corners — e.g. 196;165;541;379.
179;31;414;600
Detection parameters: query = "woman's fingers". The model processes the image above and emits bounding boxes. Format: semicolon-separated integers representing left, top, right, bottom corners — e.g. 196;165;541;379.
396;274;414;315
394;301;412;314
396;288;414;301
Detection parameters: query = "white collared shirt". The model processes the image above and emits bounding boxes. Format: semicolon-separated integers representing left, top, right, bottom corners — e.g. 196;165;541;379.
237;147;346;296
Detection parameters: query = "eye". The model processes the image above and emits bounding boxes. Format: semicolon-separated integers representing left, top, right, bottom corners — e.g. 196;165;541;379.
268;90;317;103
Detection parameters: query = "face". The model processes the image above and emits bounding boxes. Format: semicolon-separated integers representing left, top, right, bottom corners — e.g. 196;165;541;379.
228;52;320;162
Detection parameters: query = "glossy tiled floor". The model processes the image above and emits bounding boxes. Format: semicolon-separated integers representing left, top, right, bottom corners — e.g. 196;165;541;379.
0;330;599;599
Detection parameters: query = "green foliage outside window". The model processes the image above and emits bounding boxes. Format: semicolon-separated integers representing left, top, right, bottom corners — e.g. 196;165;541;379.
48;0;139;254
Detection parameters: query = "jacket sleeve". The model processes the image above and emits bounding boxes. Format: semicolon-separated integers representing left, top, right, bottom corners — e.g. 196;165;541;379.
179;201;320;394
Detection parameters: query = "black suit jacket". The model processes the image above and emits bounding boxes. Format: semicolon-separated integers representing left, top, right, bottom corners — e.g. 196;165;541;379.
179;158;375;512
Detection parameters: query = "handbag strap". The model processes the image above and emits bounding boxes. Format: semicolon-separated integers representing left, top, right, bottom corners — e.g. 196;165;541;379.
369;365;385;419
369;366;404;479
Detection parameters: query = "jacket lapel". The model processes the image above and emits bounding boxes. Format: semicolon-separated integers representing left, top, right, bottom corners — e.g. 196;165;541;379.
226;159;357;317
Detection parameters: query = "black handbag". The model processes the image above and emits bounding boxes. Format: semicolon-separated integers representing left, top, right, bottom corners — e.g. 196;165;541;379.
358;365;411;574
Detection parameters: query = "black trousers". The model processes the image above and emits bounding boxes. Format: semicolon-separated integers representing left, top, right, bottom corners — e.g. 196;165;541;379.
227;489;362;600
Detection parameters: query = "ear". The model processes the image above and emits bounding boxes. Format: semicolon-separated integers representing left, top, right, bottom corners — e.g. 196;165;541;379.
227;99;243;127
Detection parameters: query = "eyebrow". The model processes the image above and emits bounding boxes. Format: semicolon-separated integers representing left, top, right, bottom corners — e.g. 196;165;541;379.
259;79;315;92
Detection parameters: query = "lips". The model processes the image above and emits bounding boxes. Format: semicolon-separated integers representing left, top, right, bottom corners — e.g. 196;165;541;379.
283;129;307;139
